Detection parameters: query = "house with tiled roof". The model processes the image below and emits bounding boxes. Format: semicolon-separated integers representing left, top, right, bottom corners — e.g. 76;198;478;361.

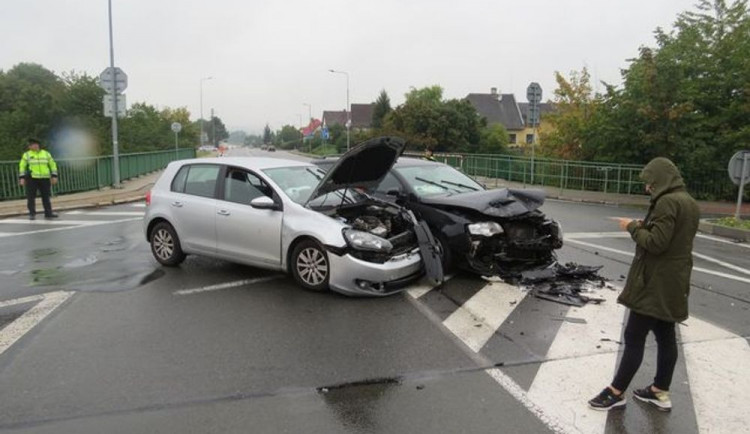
466;88;526;146
321;103;375;131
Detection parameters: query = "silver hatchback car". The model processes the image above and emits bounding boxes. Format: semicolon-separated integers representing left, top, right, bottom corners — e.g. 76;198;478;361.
143;137;442;296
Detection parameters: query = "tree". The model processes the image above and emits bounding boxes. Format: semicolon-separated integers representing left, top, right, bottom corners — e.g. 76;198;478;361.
263;124;272;144
0;63;65;160
276;124;301;149
384;86;482;152
541;68;602;160
478;124;510;154
371;90;392;129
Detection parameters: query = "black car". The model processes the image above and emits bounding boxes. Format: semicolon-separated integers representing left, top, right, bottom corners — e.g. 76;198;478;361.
313;156;563;276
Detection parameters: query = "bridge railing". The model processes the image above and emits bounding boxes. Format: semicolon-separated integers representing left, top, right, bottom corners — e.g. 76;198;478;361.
0;148;196;201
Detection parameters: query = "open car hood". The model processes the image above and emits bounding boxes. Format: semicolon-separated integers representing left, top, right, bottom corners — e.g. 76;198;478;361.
305;136;405;206
420;188;546;218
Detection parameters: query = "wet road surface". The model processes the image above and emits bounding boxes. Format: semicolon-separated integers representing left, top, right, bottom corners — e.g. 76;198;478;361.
0;148;748;433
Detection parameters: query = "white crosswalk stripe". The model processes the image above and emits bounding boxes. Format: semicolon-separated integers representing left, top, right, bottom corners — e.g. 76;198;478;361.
443;281;527;352
407;229;750;434
0;206;144;237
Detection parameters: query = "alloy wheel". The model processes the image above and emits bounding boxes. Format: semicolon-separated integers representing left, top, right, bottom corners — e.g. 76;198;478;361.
296;247;328;286
153;228;175;261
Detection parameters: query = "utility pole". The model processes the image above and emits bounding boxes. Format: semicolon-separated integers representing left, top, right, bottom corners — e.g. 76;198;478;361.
108;0;120;188
211;108;215;147
329;69;350;150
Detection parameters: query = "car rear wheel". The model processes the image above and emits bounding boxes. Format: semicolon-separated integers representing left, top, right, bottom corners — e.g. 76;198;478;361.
150;222;186;266
291;239;329;292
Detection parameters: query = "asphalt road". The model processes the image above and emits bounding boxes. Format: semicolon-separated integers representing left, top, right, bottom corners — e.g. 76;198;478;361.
0;147;748;434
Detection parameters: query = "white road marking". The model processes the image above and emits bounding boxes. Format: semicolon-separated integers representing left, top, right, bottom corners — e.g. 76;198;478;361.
527;285;625;434
566;232;630;239
406;274;454;299
0;217;142;238
442;281;526;352
406;283;578;434
566;231;750;250
72;211;144;217
565;239;750;285
681;317;750;434
0;294;45;308
0;219;102;226
696;233;750;249
0;291;72;357
692;251;750;276
173;275;284;296
130;203;147;208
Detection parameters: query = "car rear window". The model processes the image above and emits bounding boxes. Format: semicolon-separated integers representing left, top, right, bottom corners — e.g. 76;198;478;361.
171;166;189;192
183;165;220;198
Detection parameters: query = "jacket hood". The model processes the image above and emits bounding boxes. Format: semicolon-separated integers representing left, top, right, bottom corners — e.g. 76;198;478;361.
640;157;685;200
420;188;546;217
306;136;405;205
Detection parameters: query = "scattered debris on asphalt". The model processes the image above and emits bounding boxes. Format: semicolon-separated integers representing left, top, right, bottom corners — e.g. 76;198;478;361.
498;262;608;307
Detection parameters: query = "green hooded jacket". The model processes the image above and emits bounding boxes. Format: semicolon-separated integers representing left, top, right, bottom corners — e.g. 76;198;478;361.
618;157;700;322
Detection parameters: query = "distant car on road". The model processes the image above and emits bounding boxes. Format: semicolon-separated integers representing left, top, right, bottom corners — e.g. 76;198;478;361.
144;137;442;296
260;145;268;151
267;145;276;152
314;157;563;275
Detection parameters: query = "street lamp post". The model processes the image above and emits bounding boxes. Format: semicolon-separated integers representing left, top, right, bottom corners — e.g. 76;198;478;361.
328;69;350;150
199;76;213;147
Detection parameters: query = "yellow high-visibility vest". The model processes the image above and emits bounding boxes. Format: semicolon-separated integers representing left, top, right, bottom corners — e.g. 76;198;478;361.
19;149;58;179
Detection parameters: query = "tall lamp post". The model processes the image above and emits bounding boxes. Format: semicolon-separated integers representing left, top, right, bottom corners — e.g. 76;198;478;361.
328;69;350;150
199;76;213;147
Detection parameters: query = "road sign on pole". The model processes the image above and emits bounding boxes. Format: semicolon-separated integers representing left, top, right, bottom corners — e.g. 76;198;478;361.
103;94;126;117
728;150;750;220
526;82;543;185
172;122;182;159
99;67;128;94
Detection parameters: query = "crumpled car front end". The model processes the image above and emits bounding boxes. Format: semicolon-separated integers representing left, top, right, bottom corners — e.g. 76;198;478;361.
464;211;563;275
423;188;563;276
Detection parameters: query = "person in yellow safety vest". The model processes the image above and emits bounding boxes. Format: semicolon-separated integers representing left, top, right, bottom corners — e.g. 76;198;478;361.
423;147;436;161
18;138;59;220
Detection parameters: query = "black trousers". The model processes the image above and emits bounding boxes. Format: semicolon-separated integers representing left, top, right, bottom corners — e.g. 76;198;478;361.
612;310;678;391
25;177;53;216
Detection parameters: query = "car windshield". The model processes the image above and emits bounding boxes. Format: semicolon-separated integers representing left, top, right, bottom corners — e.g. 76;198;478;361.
263;166;366;206
395;165;484;197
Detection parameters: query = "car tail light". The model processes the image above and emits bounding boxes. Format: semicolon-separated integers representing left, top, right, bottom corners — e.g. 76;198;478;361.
145;190;151;206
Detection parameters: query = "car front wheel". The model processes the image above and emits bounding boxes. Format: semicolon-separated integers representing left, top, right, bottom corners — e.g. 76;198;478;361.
291;239;329;292
150;222;186;266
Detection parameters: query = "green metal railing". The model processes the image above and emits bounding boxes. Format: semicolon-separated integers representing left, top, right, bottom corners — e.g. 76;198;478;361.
410;152;737;201
1;148;195;201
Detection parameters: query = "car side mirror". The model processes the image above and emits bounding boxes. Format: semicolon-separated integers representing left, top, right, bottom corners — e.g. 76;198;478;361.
250;196;280;210
386;189;402;197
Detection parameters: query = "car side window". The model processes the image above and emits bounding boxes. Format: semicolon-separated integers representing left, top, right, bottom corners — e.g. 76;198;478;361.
183;165;220;198
171;166;189;193
375;172;403;194
223;169;272;205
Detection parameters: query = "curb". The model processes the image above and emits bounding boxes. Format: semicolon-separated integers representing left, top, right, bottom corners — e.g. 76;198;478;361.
698;219;750;242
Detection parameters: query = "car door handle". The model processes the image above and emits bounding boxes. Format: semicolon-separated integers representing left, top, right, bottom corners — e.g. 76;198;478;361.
217;209;231;216
171;201;183;208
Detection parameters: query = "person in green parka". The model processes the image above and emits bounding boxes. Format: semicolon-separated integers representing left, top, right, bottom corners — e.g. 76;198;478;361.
589;157;700;412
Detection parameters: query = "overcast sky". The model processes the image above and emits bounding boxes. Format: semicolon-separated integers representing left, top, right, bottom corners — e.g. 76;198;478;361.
2;0;696;134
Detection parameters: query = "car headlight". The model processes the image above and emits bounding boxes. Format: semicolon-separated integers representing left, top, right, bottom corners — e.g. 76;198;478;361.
467;222;504;237
343;229;393;252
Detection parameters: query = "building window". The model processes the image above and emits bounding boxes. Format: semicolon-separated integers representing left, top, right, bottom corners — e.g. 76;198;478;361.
509;134;517;144
526;134;534;144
